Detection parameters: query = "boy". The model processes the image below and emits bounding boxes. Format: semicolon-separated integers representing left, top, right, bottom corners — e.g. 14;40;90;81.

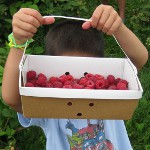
2;5;148;150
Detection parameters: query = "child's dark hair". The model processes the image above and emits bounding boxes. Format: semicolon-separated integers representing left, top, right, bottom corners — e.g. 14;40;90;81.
45;19;104;57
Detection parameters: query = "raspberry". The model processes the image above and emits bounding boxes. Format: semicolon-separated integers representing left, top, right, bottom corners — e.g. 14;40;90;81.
27;71;36;80
85;73;97;82
85;73;94;80
71;79;79;86
59;74;74;83
63;85;72;89
115;78;128;87
65;74;74;81
95;79;106;89
78;77;88;85
46;82;53;88
36;76;47;87
72;84;84;89
85;80;95;89
49;77;59;84
107;75;115;84
25;82;34;87
73;79;79;84
117;82;127;90
53;81;63;88
104;79;109;89
115;78;121;83
119;79;128;87
88;76;97;82
58;74;66;83
38;73;47;81
95;74;104;80
108;85;117;90
64;81;72;85
27;79;37;86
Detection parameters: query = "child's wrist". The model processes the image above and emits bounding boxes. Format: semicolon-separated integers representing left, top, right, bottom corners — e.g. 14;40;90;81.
114;23;124;37
8;33;34;50
15;38;26;45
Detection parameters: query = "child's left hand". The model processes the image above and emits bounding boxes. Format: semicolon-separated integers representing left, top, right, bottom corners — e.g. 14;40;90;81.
82;4;123;35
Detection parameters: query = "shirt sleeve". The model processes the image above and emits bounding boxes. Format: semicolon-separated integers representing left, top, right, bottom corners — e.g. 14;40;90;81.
17;113;46;129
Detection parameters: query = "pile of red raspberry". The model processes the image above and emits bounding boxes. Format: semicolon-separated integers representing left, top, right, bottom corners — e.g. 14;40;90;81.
25;71;128;90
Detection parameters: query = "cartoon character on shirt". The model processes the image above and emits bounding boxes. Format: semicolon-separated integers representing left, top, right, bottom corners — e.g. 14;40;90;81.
66;120;114;150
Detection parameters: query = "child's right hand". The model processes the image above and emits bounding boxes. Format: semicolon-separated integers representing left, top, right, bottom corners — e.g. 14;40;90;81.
12;8;55;44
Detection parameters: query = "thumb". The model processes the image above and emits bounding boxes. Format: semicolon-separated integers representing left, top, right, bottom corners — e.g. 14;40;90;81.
82;21;92;30
42;17;55;25
82;18;92;30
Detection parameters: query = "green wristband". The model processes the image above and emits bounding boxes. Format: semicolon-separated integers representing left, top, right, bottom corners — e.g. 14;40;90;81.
8;33;34;50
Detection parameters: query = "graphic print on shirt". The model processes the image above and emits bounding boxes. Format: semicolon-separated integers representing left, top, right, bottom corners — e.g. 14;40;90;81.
66;120;115;150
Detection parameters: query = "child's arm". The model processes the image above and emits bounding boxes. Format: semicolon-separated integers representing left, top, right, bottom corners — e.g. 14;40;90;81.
2;8;55;113
113;24;148;71
82;4;148;71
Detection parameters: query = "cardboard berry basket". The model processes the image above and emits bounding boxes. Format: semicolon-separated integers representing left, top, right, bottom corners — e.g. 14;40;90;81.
19;16;143;120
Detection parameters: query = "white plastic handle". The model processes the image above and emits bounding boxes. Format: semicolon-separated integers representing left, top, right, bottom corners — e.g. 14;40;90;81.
43;15;91;22
19;39;28;70
113;35;138;75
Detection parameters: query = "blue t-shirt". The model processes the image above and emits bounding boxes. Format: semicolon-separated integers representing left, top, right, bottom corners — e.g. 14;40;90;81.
18;113;133;150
